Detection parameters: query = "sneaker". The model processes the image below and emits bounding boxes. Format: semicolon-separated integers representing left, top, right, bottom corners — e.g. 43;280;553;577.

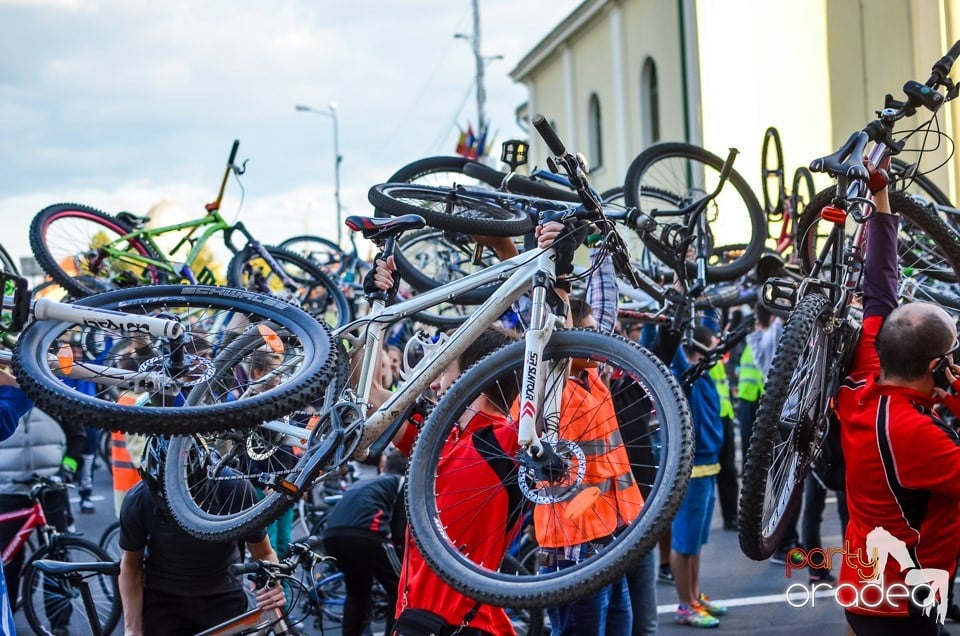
658;565;675;584
696;593;728;616
808;573;837;586
675;604;719;628
80;499;95;514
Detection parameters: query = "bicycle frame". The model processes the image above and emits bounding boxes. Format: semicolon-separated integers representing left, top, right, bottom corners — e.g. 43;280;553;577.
194;606;287;636
0;501;47;567
339;245;563;456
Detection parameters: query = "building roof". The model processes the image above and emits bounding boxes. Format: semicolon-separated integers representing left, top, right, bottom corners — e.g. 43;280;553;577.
509;0;609;82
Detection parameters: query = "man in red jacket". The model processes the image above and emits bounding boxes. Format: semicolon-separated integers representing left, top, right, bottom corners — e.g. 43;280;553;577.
836;160;960;636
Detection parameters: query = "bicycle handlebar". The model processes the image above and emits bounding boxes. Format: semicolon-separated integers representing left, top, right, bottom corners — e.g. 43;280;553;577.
811;40;960;181
533;115;566;156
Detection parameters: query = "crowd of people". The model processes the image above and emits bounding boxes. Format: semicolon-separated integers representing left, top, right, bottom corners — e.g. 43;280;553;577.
1;164;960;636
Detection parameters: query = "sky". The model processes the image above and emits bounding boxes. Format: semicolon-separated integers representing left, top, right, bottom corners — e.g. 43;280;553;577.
0;0;582;268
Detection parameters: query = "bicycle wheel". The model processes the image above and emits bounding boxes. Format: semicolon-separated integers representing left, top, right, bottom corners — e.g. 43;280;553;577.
0;242;18;275
21;536;121;636
13;285;338;434
30;203;168;298
739;293;833;560
98;521;121;560
406;329;692;608
761;127;785;217
277;235;349;279
227;244;352;329
796;189;960;282
500;554;546;635
368;184;533;237
622;142;766;282
890;156;953;207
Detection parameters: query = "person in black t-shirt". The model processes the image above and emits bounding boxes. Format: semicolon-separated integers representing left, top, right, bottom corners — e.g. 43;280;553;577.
323;449;408;636
118;437;285;636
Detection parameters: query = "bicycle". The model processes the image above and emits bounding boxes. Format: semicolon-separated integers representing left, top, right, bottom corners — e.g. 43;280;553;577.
156;115;700;611
738;40;960;561
760;126;818;260
0;271;340;435
28;140;352;329
2;475;120;635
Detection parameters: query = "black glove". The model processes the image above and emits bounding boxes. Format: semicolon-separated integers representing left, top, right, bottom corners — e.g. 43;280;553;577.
363;253;401;303
553;219;589;277
58;456;78;485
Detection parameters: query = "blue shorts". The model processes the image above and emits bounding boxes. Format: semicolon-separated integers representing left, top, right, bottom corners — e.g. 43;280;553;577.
671;474;716;555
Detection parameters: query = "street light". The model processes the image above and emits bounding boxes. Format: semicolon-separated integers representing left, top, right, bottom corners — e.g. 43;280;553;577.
295;102;342;246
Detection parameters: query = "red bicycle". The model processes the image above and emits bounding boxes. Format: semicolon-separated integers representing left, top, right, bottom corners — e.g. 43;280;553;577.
2;475;120;635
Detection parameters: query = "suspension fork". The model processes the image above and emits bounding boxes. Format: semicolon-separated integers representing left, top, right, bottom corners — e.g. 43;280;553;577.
518;250;563;453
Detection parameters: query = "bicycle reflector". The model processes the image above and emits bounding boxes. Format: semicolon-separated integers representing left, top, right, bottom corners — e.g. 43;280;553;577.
501;139;529;170
820;205;847;224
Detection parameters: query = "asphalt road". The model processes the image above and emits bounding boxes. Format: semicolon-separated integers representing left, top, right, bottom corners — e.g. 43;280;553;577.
11;455;954;635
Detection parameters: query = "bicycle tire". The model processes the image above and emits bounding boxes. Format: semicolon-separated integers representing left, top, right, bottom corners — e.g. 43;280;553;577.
796;189;960;282
0;242;18;275
29;203;169;298
761;127;785;216
500;554;546;635
368;183;534;237
622;142;766;282
406;329;693;608
98;521;121;560
890;156;953;207
393;227;513;305
21;536;121;636
738;293;833;560
227;244;353;329
13;285;338;434
277;234;350;279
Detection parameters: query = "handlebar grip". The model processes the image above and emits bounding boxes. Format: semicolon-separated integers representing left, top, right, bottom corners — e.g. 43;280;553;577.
228;140;240;166
932;40;960;77
532;115;566;156
228;561;262;576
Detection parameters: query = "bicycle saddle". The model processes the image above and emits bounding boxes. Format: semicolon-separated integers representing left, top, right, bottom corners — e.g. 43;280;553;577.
116;211;150;228
345;214;425;241
32;560;120;576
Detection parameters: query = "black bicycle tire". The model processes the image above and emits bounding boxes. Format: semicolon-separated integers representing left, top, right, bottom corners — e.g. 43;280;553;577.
0;242;18;275
622;142;766;282
29;203;169;298
499;554;545;635
392;227;505;306
21;536;121;636
406;329;693;608
739;293;832;560
890;157;953;207
13;285;338;434
761;127;785;216
368;183;533;237
277;234;349;279
790;167;817;218
98;521;121;560
227;244;353;329
796;189;960;283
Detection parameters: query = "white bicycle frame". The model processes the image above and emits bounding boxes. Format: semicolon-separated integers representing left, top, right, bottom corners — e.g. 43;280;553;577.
321;242;568;455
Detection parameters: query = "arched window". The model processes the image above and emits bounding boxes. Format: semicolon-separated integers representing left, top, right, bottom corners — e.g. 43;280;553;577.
640;57;660;146
587;93;603;169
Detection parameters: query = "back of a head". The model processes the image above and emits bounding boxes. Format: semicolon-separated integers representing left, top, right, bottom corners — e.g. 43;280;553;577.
877;303;955;380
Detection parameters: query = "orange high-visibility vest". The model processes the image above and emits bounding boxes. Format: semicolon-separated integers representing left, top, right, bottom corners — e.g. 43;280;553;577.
534;368;644;548
112;396;142;492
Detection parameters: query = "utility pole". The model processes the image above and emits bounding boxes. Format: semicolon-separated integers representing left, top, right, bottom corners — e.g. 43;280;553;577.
455;0;501;140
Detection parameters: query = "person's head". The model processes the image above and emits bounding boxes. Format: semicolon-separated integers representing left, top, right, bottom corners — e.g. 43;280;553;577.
877;302;958;384
755;304;774;330
249;347;284;386
429;326;518;411
568;297;597;331
380;448;408;475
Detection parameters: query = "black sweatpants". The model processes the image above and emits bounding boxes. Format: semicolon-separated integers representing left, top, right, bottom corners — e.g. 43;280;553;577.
324;534;401;636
